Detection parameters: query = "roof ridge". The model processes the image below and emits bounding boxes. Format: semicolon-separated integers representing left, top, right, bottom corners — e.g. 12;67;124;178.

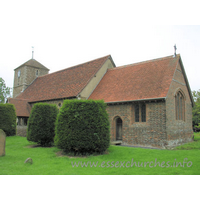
111;54;180;71
77;55;112;96
38;54;111;79
14;54;112;102
14;97;31;101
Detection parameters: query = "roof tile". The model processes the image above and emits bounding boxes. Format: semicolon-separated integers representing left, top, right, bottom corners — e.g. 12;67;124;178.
16;55;110;102
89;55;179;103
8;98;31;117
15;59;49;70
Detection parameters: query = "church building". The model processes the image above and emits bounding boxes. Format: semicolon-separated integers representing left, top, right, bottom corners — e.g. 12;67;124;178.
8;53;194;149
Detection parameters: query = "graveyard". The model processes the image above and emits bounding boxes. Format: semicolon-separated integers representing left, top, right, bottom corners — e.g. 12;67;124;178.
0;133;200;175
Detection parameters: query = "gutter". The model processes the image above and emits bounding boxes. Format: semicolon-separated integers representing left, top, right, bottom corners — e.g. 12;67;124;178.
106;97;166;104
27;96;77;104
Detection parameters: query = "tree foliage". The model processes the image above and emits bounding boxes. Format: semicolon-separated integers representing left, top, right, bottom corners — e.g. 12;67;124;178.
54;99;110;155
192;90;200;130
27;103;58;146
0;78;12;103
0;103;16;136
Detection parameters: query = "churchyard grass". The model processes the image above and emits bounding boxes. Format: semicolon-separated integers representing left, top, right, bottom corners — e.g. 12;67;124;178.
0;133;200;175
175;132;200;150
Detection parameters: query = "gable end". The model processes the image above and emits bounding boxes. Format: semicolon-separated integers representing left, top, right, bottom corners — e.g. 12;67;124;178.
178;57;194;106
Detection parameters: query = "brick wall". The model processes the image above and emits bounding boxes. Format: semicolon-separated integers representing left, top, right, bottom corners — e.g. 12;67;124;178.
106;101;167;148
106;60;193;149
165;61;193;147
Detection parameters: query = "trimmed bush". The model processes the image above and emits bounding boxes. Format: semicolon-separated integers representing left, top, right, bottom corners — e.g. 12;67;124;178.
27;103;58;147
0;103;16;136
54;99;110;155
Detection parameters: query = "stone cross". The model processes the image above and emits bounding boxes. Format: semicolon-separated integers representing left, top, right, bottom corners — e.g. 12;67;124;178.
0;129;6;156
174;44;177;57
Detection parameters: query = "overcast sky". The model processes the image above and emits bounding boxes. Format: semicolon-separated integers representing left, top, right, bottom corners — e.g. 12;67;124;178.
1;0;200;93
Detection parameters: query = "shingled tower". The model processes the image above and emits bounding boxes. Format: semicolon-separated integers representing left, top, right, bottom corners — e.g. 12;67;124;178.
13;59;49;98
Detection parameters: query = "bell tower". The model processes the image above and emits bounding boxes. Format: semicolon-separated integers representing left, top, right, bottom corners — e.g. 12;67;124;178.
13;58;49;98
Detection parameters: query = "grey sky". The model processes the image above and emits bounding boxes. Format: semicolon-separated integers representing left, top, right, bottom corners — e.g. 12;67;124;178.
1;0;200;92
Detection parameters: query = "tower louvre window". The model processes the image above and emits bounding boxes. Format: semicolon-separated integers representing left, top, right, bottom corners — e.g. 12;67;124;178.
18;70;21;78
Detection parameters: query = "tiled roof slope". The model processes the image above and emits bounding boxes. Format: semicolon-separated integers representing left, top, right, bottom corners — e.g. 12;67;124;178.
89;55;180;103
16;55;110;102
15;59;49;70
8;98;31;117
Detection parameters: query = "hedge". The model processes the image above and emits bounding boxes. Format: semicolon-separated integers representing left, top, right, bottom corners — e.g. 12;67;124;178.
27;103;58;147
54;99;110;155
0;103;16;136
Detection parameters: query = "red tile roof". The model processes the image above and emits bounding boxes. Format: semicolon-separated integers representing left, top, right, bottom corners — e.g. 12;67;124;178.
8;98;31;117
89;55;180;103
16;55;111;102
11;54;185;117
15;59;49;70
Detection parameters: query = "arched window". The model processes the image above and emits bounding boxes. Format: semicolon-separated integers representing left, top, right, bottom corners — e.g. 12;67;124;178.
175;91;185;120
116;117;122;140
18;70;21;78
58;103;62;108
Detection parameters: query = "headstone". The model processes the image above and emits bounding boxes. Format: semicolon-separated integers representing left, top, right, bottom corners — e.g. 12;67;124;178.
24;157;33;164
0;129;6;156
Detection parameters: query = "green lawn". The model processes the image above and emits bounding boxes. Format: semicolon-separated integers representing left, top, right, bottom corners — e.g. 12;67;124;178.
0;133;200;175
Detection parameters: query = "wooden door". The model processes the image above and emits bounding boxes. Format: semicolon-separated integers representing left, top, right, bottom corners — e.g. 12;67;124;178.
116;118;122;140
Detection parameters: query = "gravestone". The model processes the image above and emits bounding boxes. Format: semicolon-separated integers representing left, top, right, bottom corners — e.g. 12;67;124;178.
0;129;6;156
24;157;33;164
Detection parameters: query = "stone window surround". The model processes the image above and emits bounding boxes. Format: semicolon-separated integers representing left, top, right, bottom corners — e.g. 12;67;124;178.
134;103;146;123
174;88;186;121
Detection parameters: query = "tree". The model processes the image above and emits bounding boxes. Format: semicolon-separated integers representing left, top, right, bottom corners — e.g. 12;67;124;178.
0;78;12;103
192;90;200;130
27;103;58;147
54;99;110;155
0;103;16;136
